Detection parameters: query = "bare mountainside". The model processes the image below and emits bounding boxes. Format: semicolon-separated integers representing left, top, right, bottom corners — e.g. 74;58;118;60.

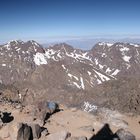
0;40;140;114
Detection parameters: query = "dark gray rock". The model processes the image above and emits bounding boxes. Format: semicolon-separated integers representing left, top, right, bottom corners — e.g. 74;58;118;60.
37;101;58;115
41;128;48;137
17;123;31;140
30;124;42;139
35;101;59;125
47;101;58;114
115;129;136;140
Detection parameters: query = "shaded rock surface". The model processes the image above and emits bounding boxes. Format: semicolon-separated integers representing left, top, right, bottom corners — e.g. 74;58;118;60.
17;123;32;140
30;124;42;139
116;129;136;140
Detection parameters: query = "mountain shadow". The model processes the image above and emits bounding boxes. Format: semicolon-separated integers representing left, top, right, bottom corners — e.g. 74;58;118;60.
89;123;118;140
1;112;14;123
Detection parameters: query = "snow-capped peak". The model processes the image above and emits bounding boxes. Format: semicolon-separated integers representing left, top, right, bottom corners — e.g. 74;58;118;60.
27;40;41;47
4;40;24;47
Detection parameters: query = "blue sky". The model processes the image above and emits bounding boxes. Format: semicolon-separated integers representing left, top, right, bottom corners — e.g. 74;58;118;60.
0;0;140;43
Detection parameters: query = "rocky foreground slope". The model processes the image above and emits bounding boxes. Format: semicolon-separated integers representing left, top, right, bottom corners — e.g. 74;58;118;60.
0;40;140;114
0;102;139;140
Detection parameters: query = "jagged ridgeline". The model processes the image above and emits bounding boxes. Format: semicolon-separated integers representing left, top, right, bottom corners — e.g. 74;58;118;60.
0;40;140;113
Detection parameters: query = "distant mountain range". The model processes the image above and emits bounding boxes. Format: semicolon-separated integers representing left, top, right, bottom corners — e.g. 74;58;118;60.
0;40;140;113
44;37;140;50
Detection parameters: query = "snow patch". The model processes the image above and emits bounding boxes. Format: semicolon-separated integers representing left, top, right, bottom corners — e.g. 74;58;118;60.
73;82;81;89
64;47;92;62
94;58;99;65
123;56;131;62
34;53;47;65
111;69;120;76
57;52;62;58
130;43;139;47
97;79;102;84
101;53;107;57
2;64;6;66
99;64;104;69
30;40;40;47
22;51;25;54
87;71;91;76
45;49;56;59
62;64;66;70
106;67;112;73
126;63;131;69
16;48;21;52
83;101;97;112
94;70;110;82
80;77;85;90
68;73;79;81
98;42;113;47
120;47;129;52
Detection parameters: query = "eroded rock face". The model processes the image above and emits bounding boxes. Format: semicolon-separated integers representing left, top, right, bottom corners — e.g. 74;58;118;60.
17;123;32;140
115;129;136;140
41;128;48;137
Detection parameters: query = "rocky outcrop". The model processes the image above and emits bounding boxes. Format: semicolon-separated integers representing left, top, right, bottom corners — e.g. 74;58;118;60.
0;101;138;140
17;123;32;140
33;101;59;125
115;129;136;140
30;124;42;139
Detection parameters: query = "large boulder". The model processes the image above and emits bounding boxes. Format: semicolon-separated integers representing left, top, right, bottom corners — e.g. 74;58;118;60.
115;129;136;140
47;101;59;114
17;123;32;140
37;101;59;114
30;123;42;139
34;101;59;125
41;128;48;137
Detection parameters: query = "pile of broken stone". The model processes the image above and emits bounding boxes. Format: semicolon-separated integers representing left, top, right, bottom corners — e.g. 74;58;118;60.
0;101;136;140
